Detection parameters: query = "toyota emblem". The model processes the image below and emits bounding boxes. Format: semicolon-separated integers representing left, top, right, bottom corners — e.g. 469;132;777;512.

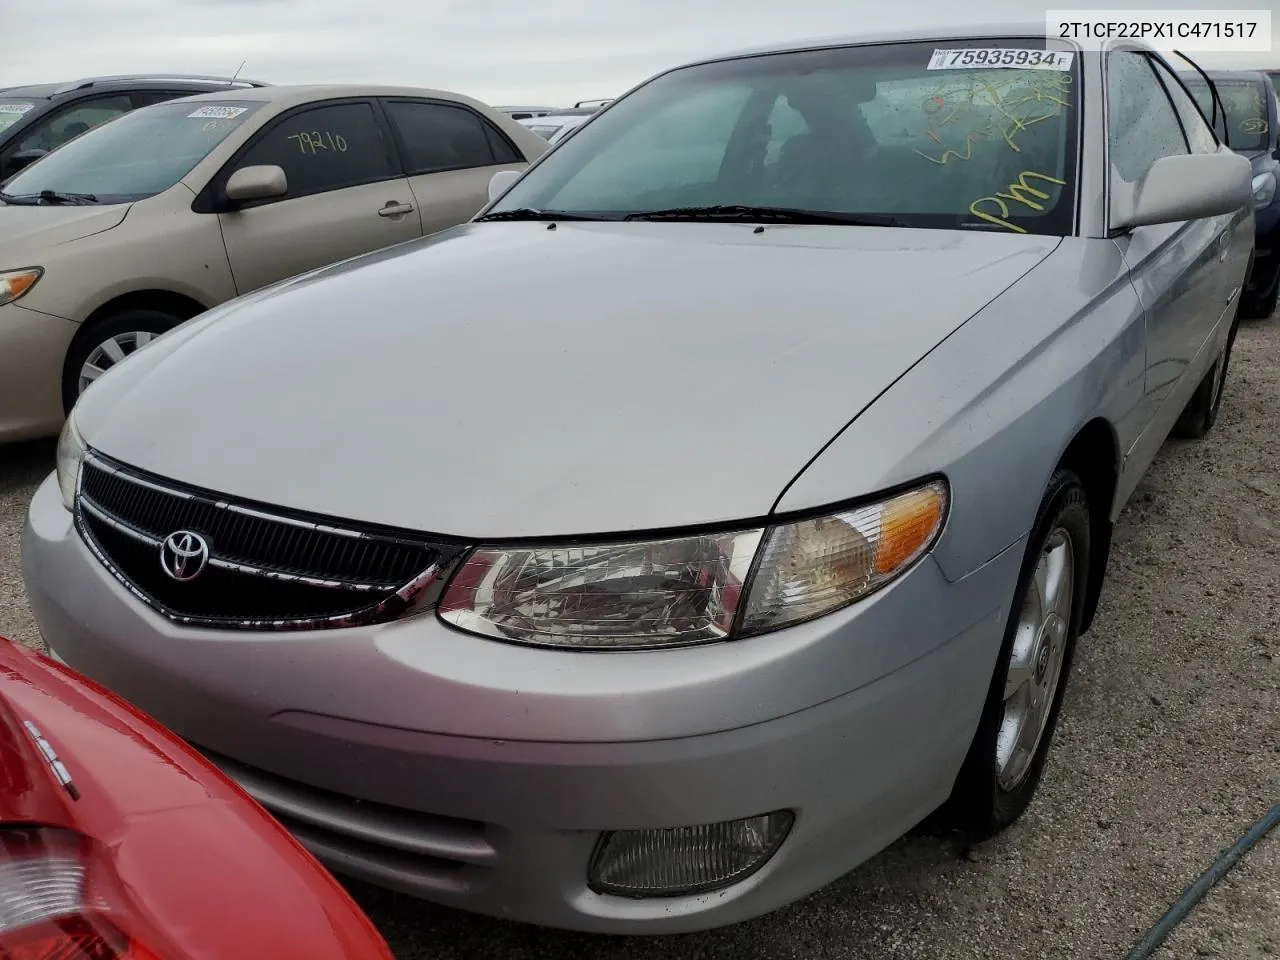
160;530;210;582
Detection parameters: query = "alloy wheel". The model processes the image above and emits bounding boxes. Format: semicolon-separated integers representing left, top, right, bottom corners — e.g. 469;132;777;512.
997;528;1075;792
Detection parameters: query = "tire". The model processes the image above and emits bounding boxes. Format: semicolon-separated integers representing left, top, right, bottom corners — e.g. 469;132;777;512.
1240;259;1280;320
944;468;1091;841
1172;314;1239;440
62;309;183;412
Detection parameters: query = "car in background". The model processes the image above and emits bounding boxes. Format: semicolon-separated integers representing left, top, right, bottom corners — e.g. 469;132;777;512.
520;105;603;140
0;74;268;182
0;634;395;959
1182;69;1280;317
496;105;559;120
0;83;548;444
23;27;1253;934
548;114;591;144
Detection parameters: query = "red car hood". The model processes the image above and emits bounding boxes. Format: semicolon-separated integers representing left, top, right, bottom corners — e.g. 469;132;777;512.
0;636;393;960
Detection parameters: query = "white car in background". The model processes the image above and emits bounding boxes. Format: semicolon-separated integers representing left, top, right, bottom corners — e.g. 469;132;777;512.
520;107;599;141
496;105;559;121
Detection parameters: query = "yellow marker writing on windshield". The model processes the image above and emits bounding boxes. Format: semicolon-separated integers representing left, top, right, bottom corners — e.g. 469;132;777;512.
969;171;1067;233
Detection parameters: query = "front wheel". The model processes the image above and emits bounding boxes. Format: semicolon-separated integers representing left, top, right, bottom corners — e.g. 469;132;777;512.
62;309;182;412
944;468;1091;840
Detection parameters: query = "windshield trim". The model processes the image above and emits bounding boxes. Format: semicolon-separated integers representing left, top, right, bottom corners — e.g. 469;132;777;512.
484;34;1085;237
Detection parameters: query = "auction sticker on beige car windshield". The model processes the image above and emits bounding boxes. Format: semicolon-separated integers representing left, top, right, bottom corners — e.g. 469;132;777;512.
928;48;1075;70
187;105;247;119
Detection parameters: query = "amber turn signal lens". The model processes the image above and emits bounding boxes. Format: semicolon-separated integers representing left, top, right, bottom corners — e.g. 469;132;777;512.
874;486;947;574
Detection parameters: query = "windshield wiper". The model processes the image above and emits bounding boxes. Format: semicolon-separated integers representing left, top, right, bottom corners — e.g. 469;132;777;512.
35;189;98;205
624;205;906;227
475;207;614;222
0;190;39;206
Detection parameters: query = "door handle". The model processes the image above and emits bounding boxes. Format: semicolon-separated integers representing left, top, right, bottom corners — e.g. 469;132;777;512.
1218;231;1231;261
378;201;415;219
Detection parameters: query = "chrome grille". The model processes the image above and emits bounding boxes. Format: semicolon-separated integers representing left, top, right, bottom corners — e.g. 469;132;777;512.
74;453;469;629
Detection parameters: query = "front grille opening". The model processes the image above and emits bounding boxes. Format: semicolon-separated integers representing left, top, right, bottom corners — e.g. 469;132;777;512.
277;812;471;874
81;513;381;623
75;454;468;629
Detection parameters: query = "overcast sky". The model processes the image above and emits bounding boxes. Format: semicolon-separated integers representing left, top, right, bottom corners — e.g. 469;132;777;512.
2;0;1277;106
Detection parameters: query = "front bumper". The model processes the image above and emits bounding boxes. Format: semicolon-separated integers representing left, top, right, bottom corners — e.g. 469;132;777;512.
23;472;1023;933
0;302;76;443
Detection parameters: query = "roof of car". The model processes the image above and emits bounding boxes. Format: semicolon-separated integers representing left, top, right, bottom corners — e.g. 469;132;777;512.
0;76;265;100
0;83;63;100
176;84;496;111
680;22;1157;66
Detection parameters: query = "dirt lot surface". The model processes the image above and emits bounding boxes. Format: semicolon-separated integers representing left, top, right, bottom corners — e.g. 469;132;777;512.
1;320;1277;960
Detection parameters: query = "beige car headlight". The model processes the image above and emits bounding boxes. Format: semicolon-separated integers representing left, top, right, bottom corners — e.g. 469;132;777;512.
55;413;86;511
0;267;43;307
438;479;949;649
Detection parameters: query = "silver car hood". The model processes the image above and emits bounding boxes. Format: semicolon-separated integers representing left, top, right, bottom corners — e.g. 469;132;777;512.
0;202;129;253
77;222;1059;538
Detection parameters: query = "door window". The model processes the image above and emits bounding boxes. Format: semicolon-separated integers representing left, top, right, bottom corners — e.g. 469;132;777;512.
1106;51;1190;183
234;101;397;201
1149;61;1219;155
383;100;521;174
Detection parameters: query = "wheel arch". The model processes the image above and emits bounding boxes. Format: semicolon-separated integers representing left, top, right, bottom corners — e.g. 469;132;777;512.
78;290;210;331
1054;417;1120;634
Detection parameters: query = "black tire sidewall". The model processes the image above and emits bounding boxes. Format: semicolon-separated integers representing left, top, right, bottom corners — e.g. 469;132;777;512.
948;468;1091;838
63;309;182;413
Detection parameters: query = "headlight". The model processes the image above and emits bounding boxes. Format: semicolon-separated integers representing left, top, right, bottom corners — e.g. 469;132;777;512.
1252;171;1276;209
438;479;948;649
55;413;86;511
0;267;43;307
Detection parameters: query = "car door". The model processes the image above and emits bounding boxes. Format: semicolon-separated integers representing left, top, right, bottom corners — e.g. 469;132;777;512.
379;98;529;236
1149;57;1252;333
215;99;421;295
1106;50;1231;432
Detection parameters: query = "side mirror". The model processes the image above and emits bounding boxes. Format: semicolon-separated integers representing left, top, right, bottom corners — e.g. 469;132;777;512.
224;164;288;204
488;169;522;203
6;148;48;176
1115;152;1253;229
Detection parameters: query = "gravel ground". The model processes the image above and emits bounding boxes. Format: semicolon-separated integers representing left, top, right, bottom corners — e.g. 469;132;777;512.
1;320;1277;959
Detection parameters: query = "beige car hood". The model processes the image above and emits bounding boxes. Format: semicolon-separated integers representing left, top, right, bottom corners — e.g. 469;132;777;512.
0;203;129;259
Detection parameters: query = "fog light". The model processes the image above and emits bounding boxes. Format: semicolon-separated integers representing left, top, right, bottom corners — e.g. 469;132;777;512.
587;811;794;897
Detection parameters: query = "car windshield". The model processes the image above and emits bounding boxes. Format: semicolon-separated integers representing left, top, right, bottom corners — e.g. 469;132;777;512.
1;99;263;203
0;100;38;134
1183;76;1272;152
489;38;1082;235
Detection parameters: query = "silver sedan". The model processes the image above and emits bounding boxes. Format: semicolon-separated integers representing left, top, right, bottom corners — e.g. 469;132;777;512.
23;24;1253;934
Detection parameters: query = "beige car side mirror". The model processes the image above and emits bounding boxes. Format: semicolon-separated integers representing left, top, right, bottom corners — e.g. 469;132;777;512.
225;165;289;204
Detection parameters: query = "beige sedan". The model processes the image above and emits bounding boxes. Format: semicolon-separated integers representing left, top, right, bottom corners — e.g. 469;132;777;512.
0;85;548;443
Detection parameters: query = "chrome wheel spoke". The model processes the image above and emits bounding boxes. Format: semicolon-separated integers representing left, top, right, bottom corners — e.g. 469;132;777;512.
81;363;107;383
1004;658;1035;700
1030;554;1049;626
99;337;127;365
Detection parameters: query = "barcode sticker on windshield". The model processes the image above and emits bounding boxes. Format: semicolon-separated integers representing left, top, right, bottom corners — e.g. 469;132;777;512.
928;48;1075;71
187;105;247;119
0;103;35;114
